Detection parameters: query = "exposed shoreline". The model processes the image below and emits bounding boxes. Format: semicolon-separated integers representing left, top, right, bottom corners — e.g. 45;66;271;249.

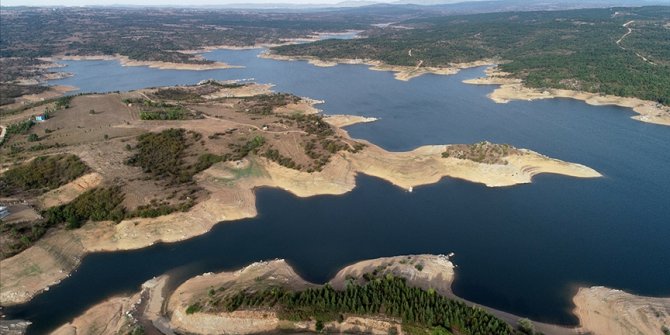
0;107;600;306
573;286;670;335
41;54;241;71
463;67;670;127
259;51;497;81
41;256;585;335
43;256;668;335
260;51;670;127
179;30;364;54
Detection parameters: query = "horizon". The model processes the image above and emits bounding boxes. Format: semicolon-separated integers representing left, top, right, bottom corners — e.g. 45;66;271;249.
1;0;666;9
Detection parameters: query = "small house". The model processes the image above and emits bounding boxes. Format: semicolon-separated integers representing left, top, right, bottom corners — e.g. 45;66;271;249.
35;114;47;122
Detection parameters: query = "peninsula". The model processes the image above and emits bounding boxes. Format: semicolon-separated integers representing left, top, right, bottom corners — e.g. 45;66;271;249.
1;81;599;306
46;255;670;335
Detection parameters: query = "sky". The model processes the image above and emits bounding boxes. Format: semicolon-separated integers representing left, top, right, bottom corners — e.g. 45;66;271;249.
2;0;480;7
0;0;413;6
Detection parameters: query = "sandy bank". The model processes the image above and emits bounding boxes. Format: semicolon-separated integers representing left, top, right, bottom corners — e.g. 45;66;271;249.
0;141;600;306
573;286;670;335
261;52;496;81
50;275;168;335
464;67;670;127
50;295;139;335
166;256;450;335
329;255;455;295
45;255;666;335
167;259;314;335
351;142;601;189
165;255;575;335
46;54;241;71
323;114;378;128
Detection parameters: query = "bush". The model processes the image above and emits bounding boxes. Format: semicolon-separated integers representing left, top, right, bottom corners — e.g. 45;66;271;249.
0;154;89;196
6;119;34;135
185;303;201;315
517;318;535;335
44;186;126;228
127;129;188;181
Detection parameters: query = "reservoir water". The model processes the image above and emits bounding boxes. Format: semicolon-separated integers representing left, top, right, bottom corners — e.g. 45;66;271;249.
4;48;670;334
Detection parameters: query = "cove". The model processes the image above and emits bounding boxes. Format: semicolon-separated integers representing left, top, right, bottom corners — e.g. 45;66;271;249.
5;48;670;333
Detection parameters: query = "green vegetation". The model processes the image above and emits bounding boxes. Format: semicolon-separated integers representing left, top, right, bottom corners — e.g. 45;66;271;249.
204;274;515;335
227;135;266;161
152;88;202;101
239;93;301;115
128;99;191;120
273;7;670;105
662;325;670;335
128;325;145;335
54;96;73;109
442;142;518;164
6;119;34;136
264;148;300;170
0;83;47;106
517;318;542;335
1;218;52;259
0;7;369;62
129;199;194;218
44;186;126;228
126;129;192;183
186;303;202;315
127;129;237;184
283;113;334;137
0;154;89;196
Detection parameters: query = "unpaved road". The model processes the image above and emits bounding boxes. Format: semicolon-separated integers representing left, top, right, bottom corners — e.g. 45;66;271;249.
616;20;655;65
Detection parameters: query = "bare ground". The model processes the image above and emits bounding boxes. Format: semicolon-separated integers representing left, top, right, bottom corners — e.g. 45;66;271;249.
1;83;600;306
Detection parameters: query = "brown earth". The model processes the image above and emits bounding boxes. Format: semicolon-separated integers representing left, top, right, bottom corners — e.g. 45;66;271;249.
464;66;670;127
573;286;670;335
260;51;497;81
1;83;600;307
51;256;668;335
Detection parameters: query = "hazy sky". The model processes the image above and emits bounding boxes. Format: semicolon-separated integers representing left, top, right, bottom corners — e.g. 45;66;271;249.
1;0;409;6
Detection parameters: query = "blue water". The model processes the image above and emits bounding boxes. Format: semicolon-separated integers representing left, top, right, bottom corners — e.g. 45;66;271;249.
8;48;670;334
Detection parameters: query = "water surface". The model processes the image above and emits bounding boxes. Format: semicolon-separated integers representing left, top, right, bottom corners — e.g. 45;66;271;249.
8;48;670;333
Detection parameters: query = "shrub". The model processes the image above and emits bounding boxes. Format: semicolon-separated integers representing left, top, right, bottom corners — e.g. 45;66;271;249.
44;186;126;228
185;303;201;314
0;154;88;196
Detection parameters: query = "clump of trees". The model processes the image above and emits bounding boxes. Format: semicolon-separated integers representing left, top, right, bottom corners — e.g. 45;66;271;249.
123;98;191;120
126;128;192;183
442;142;518;164
201;274;516;335
264;148;300;170
152;88;201;101
226;135;266;161
43;186;126;229
238;93;301;115
129;198;194;218
6;119;34;136
0;154;89;196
